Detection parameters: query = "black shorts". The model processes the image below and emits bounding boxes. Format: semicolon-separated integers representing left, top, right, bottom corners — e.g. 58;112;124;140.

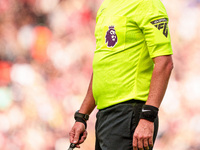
95;100;159;150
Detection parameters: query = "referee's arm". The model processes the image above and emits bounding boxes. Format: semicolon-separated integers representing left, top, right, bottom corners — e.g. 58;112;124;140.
69;73;96;148
146;55;174;108
133;55;173;150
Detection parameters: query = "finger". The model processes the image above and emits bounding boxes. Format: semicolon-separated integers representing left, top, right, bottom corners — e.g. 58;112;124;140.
75;144;80;148
73;131;82;144
148;136;153;148
143;138;149;149
133;136;138;150
144;146;149;150
79;131;87;144
138;137;144;149
69;130;75;143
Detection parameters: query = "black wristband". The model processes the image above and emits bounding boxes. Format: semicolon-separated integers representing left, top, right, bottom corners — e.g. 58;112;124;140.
74;110;89;129
139;105;159;122
75;117;87;129
75;110;89;121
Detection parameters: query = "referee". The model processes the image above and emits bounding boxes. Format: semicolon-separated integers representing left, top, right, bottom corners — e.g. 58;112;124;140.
69;0;173;149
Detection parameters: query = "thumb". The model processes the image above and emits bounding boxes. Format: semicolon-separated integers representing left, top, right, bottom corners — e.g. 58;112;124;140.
73;131;81;143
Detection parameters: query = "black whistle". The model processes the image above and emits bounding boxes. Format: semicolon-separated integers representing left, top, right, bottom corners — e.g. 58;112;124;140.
68;143;76;150
68;133;83;150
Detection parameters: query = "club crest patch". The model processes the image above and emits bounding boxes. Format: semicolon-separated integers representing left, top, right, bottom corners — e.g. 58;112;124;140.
105;26;118;47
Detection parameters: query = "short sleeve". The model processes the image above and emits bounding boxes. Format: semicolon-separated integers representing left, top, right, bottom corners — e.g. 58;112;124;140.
136;0;173;58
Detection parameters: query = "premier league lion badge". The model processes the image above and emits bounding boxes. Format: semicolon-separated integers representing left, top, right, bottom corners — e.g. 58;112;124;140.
105;26;118;47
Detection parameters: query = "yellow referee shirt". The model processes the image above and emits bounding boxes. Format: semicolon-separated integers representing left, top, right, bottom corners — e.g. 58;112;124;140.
93;0;173;109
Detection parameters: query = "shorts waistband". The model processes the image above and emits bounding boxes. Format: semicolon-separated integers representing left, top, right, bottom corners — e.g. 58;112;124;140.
120;99;145;104
99;99;145;111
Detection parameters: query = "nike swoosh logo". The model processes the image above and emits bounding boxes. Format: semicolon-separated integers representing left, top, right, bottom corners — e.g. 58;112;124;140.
142;109;151;112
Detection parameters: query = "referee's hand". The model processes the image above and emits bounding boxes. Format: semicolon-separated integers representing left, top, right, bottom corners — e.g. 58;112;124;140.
133;119;154;150
69;122;87;148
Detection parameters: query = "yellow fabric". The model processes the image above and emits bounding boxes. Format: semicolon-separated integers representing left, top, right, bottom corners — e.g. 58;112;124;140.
93;0;173;109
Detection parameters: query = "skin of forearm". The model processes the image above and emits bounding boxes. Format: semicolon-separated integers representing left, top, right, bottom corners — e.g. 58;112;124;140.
145;55;173;108
79;73;96;115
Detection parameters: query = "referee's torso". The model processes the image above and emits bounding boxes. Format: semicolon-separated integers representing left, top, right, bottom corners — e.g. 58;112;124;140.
92;0;173;109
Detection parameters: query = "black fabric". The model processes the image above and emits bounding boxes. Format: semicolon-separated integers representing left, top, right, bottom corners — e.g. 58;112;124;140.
75;117;87;129
95;100;159;150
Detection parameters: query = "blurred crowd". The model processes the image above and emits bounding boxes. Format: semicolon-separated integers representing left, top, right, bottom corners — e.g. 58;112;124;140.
0;0;200;150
